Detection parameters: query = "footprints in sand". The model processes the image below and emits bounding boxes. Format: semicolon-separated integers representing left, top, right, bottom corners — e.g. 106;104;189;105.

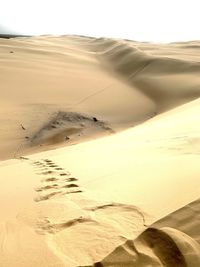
35;201;147;237
32;158;83;202
36;216;95;234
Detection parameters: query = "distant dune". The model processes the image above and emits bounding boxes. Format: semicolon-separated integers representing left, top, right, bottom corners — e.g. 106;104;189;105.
0;35;200;266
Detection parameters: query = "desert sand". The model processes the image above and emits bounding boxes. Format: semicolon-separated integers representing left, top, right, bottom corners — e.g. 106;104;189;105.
0;35;200;266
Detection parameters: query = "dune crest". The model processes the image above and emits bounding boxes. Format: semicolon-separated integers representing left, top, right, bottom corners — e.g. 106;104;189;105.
1;36;200;159
0;35;200;266
86;227;200;267
89;38;200;111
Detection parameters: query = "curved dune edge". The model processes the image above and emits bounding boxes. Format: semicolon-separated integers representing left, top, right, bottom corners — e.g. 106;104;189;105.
1;36;200;266
83;227;200;267
89;38;200;112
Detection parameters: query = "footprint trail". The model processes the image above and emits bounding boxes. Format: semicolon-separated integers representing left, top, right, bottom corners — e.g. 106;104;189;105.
19;156;83;202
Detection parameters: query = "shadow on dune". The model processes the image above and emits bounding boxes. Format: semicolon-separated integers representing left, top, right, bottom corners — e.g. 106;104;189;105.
82;226;200;267
90;38;200;112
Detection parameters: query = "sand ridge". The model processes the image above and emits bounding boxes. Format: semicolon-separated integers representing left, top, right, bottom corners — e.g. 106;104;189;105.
0;35;200;266
87;226;200;267
1;35;200;160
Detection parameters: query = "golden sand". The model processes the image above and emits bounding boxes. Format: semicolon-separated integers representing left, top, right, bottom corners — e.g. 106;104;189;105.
0;35;200;266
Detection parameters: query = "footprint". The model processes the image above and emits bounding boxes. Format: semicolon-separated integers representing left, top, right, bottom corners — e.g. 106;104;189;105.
38;170;55;175
34;191;62;202
60;172;70;176
65;177;78;182
62;184;79;188
44;177;58;182
48;165;58;168
67;190;83;194
35;184;59;192
43;159;53;163
19;156;30;160
36;215;94;234
34;161;42;164
33;161;44;166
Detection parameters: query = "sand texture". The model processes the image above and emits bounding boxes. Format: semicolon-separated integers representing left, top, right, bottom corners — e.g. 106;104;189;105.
0;35;200;266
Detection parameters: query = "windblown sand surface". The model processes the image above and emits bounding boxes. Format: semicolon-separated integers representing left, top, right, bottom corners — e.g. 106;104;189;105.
0;35;200;266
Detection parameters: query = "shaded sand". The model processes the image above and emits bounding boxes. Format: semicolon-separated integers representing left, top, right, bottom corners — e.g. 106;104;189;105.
0;35;200;266
85;200;200;266
86;226;200;267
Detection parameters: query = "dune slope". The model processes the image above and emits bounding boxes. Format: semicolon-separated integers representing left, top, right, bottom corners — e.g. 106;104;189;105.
1;36;200;159
0;35;200;266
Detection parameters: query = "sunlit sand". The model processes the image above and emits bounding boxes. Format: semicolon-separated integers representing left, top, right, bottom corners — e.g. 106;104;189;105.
0;35;200;266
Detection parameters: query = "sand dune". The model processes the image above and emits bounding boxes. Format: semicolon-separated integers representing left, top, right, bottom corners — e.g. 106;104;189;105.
0;35;200;266
89;38;200;111
87;198;200;266
1;35;200;160
87;226;200;267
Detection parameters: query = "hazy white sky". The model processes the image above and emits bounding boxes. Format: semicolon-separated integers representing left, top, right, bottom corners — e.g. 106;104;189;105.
0;0;199;42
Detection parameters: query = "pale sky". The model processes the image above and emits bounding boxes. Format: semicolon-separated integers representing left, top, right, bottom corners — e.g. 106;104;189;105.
0;0;199;42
